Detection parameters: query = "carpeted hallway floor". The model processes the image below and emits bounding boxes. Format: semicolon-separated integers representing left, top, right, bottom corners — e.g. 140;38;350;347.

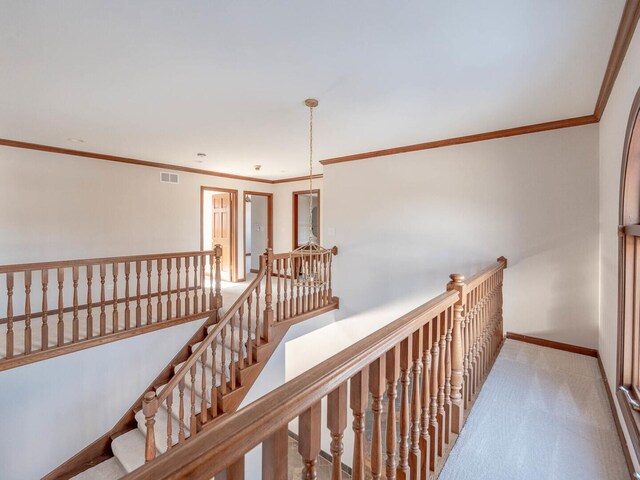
439;339;629;480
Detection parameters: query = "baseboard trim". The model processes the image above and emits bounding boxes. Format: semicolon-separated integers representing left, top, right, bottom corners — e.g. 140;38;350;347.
597;354;636;478
505;332;597;357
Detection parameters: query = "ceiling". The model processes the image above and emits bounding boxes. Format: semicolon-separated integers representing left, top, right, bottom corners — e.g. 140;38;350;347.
0;1;626;180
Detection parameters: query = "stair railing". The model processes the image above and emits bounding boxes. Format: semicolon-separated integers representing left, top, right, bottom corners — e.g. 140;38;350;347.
141;246;338;462
126;257;506;480
0;247;223;370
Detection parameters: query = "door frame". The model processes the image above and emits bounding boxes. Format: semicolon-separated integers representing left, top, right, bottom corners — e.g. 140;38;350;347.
200;186;239;282
292;189;320;249
243;191;273;277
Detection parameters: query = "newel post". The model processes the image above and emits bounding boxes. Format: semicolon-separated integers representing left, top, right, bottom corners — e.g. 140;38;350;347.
447;273;465;434
143;391;158;462
214;244;223;309
263;248;274;342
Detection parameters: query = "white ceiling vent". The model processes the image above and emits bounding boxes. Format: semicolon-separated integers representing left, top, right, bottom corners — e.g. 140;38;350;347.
160;172;179;184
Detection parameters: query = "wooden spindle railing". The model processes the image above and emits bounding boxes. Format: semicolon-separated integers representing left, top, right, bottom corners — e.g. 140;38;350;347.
137;247;339;466
124;257;506;480
0;249;223;370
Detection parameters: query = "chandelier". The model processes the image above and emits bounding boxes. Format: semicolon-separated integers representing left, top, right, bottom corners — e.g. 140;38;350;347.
290;99;331;288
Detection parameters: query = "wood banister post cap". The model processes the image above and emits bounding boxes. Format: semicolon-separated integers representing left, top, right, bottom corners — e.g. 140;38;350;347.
497;256;508;268
331;246;338;255
142;391;158;414
449;274;464;285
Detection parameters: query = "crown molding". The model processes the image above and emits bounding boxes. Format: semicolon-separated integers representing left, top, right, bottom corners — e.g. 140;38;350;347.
0;138;323;184
594;0;640;121
320;115;598;165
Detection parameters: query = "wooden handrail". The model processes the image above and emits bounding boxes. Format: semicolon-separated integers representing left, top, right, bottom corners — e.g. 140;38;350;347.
125;257;507;480
0;248;223;370
463;257;507;291
0;250;217;273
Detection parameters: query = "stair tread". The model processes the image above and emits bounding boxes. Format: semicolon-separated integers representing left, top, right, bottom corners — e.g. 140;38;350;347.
110;430;146;474
135;406;190;452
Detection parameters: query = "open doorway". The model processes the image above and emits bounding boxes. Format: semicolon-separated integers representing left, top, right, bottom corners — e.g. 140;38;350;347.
200;186;238;282
292;189;320;248
244;191;273;275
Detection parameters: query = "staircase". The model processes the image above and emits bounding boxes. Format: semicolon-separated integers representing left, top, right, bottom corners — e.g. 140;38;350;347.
48;247;338;479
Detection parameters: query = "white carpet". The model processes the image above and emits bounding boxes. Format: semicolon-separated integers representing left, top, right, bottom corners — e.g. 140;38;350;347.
439;339;628;480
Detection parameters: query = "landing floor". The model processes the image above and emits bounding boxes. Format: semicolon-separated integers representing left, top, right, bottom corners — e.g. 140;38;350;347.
439;339;628;479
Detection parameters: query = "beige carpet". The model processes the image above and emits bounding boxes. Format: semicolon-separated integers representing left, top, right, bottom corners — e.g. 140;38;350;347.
439;339;629;480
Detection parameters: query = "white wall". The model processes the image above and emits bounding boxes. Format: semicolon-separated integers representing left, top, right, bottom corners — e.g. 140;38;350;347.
599;26;640;469
323;124;600;349
0;319;205;480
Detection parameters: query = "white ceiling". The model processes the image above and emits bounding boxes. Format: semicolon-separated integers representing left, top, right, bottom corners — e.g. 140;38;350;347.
0;1;625;180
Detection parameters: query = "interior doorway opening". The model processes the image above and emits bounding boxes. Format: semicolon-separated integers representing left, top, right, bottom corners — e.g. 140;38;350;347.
244;191;273;275
201;186;238;282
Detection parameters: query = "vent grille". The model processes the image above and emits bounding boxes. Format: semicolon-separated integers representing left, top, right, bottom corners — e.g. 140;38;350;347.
160;172;179;184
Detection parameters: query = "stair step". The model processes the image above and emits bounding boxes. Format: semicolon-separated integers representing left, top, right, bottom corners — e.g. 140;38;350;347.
110;430;146;474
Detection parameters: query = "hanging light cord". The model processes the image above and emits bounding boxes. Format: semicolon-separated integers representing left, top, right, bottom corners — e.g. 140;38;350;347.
308;104;314;245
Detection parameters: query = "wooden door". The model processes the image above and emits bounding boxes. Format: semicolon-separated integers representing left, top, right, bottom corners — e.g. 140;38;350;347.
212;192;231;277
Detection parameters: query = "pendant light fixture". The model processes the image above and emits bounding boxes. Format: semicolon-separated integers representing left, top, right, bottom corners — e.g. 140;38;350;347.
290;99;331;288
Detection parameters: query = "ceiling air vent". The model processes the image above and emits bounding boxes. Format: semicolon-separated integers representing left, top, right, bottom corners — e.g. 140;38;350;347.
160;172;179;184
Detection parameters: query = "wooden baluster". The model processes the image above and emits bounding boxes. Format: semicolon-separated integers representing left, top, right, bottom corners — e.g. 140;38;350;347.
214;247;221;309
143;391;158;462
255;282;261;347
448;274;465;434
124;263;130;331
296;256;302;315
429;318;440;471
184;256;190;316
238;305;245;371
166;393;173;451
190;363;197;433
86;267;93;340
246;294;254;366
41;269;49;350
369;355;386;480
201;349;208;424
463;292;471;409
176;257;181;318
99;264;106;336
209;252;214;309
5;273;14;358
112;263;119;333
283;257;290;320
146;260;152;325
210;340;218;419
192;255;199;315
327;383;347;480
230;313;237;389
200;253;206;312
328;248;334;300
444;308;453;445
166;258;172;321
157;259;163;322
220;325;227;395
386;345;400;480
263;249;274;342
410;329;423;480
262;426;288;480
57;268;64;346
322;253;328;306
299;402;321;480
421;323;432;479
437;312;447;457
135;261;141;328
225;457;245;480
178;378;186;443
351;368;369;480
276;258;281;322
72;266;79;342
469;289;477;399
24;271;32;354
398;337;411;479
